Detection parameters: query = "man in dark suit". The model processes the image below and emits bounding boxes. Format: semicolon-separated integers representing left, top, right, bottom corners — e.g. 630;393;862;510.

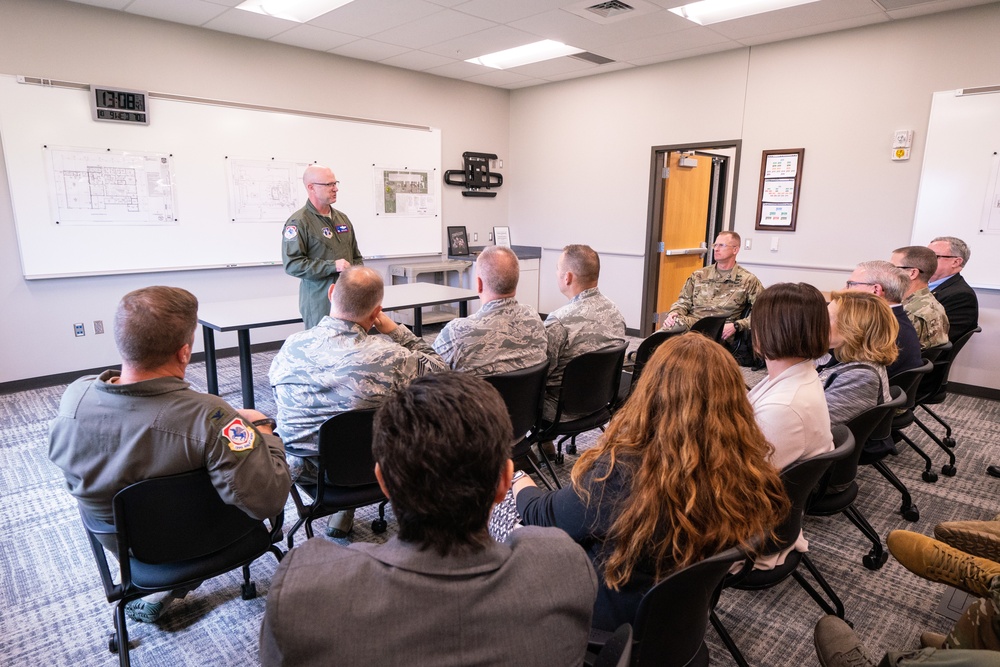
259;372;597;667
927;236;979;343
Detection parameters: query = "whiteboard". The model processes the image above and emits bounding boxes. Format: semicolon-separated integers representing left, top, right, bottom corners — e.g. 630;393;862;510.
0;75;442;279
911;88;1000;290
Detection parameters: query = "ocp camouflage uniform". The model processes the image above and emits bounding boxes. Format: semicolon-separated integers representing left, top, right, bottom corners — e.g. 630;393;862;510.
433;297;547;376
903;286;950;350
269;316;445;455
942;575;1000;654
543;287;626;420
662;263;763;334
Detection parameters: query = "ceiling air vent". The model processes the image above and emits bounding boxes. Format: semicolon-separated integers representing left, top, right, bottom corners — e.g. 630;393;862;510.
585;1;635;19
570;51;616;65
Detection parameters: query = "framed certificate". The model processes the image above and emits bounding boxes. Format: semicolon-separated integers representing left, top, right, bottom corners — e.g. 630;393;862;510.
493;226;511;248
755;148;804;232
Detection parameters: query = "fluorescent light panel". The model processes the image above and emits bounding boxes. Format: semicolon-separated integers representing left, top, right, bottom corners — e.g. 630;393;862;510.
466;40;584;70
235;0;355;23
669;0;820;26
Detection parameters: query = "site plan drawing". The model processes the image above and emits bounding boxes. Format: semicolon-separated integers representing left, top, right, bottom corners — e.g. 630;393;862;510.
45;146;176;225
375;167;437;216
227;157;308;223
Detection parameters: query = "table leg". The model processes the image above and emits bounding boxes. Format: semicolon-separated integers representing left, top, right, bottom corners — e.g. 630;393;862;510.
413;308;423;337
237;329;255;410
203;326;219;395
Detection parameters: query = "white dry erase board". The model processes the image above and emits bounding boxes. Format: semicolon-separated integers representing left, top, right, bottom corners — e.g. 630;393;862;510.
0;74;442;279
911;87;1000;290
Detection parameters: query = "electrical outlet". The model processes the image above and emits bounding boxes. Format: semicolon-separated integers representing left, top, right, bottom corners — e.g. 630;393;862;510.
744;238;752;250
74;323;85;337
94;320;105;334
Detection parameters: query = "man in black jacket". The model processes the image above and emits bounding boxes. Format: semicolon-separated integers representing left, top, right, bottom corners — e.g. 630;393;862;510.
928;236;979;342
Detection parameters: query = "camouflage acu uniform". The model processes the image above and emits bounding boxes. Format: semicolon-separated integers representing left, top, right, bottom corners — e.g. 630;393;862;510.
902;286;950;350
662;263;763;334
269;316;445;453
432;297;547;376
543;287;626;420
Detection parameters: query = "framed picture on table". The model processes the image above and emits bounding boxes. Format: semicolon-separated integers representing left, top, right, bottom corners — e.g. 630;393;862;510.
447;226;470;256
493;226;511;248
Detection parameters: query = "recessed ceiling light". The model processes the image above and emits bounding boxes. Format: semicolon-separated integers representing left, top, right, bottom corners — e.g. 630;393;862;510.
235;0;355;23
466;40;585;70
669;0;820;26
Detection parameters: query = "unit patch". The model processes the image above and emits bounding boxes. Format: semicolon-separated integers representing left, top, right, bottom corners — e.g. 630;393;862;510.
283;225;298;240
222;417;256;452
322;227;333;239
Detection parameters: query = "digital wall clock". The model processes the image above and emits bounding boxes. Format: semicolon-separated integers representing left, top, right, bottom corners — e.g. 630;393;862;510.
90;85;149;125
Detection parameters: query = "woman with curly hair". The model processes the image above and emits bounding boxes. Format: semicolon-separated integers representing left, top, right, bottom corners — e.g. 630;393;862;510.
513;333;789;631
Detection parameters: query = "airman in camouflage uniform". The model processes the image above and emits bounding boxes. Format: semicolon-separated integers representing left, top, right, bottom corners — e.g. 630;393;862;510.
891;245;950;350
661;232;762;341
433;246;547;375
544;245;626;420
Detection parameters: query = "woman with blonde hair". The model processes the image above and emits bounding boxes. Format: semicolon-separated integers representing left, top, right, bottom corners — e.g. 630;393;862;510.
512;333;789;631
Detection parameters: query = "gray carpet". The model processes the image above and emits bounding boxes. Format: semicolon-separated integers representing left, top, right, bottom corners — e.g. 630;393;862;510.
2;337;999;666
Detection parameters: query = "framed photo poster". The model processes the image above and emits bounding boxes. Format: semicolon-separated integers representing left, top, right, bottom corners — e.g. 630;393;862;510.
447;226;469;256
755;148;804;232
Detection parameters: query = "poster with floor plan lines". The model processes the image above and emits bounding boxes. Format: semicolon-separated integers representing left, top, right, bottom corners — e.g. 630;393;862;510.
226;157;309;222
45;146;176;225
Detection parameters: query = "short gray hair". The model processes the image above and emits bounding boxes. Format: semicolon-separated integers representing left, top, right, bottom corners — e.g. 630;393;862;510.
478;246;519;295
857;260;908;303
931;236;971;267
331;266;384;320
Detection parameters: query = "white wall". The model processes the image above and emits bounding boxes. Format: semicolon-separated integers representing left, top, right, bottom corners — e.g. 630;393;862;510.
510;4;1000;390
0;0;510;384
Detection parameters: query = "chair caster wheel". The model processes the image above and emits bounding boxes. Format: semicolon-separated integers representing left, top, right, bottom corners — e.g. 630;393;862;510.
862;551;888;571
567;443;577;455
555;453;565;464
241;581;257;600
944;437;956;448
902;505;920;522
942;464;957;477
371;518;387;534
922;470;938;483
109;633;119;654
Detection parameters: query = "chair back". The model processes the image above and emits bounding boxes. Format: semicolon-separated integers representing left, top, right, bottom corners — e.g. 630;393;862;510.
631;545;747;667
689;315;727;343
918;326;980;402
318;408;378;488
557;343;628;420
112;468;264;565
888;359;933;413
592;624;634;667
767;426;855;552
631;331;672;389
828;387;906;489
484;360;549;441
921;340;952;364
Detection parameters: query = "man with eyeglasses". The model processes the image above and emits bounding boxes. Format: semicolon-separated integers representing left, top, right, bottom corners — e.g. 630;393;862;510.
660;231;762;352
282;164;365;329
890;245;949;350
927;236;979;343
845;260;922;377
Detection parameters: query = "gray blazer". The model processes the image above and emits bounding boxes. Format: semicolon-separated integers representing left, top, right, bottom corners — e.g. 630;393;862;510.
259;527;597;667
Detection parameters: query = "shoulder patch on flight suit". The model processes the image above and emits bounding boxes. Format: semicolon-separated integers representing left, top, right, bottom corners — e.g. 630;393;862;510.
222;417;256;452
283;225;298;240
322;227;333;238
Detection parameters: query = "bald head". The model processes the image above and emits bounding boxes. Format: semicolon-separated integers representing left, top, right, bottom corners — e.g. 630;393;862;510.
330;266;384;323
477;246;520;299
303;164;339;213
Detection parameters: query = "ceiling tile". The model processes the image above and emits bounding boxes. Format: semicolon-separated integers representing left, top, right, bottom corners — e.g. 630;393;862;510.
737;14;891;46
202;8;298;39
542;60;635;82
885;0;999;18
379;50;458;71
370;9;497;49
330;38;412;60
422;59;490;78
451;0;571;23
65;0;132;9
627;43;741;67
269;24;358;51
463;68;537;86
598;25;734;61
704;0;884;40
421;24;542;60
310;0;443;37
125;0;228;26
508;55;596;78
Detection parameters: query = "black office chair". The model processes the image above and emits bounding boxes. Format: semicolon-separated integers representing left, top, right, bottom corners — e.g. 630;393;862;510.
286;409;388;548
535;343;628;464
586;623;633;667
689;314;727;343
711;426;855;667
79;469;284;667
627;331;672;394
807;387;907;570
888;360;937;484
909;327;981;475
586;545;747;667
484;360;558;489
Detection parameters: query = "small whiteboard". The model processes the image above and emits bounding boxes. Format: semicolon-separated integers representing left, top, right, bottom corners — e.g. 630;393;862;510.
911;87;1000;290
0;74;442;279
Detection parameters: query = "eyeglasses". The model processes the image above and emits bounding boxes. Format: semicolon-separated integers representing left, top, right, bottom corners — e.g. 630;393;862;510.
712;243;736;249
893;265;917;270
309;181;340;188
845;281;875;288
935;254;959;259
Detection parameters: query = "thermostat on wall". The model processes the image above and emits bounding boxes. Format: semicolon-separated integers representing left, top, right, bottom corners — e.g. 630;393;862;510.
90;85;149;125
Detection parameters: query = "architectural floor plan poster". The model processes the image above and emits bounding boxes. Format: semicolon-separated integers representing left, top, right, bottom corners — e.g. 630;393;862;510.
375;167;437;216
44;146;176;225
226;157;309;223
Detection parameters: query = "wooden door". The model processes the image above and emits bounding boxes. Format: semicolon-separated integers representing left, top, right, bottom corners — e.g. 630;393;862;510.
655;152;714;317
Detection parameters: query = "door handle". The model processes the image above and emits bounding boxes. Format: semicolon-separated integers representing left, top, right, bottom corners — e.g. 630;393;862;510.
662;247;708;256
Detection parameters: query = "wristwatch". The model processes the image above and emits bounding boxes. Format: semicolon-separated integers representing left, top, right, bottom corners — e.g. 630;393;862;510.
251;418;277;430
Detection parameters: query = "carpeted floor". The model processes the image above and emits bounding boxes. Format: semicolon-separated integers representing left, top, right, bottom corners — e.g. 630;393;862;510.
2;334;999;666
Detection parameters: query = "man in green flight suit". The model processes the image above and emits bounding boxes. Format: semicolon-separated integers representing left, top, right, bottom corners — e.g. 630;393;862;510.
283;164;365;329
